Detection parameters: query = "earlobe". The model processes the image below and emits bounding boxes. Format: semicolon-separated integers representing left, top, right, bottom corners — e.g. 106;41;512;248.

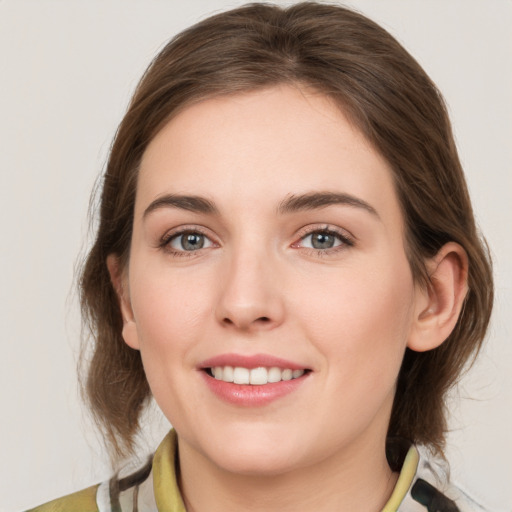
106;254;141;350
407;242;469;352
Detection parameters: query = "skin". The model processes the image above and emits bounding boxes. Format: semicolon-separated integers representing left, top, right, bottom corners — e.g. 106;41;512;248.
109;85;468;512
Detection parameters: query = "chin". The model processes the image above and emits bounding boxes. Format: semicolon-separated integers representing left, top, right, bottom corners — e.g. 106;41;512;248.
203;425;305;476
214;448;300;477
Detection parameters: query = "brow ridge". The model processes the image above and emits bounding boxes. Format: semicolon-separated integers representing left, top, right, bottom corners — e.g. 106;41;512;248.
143;191;378;219
143;194;218;218
278;192;379;217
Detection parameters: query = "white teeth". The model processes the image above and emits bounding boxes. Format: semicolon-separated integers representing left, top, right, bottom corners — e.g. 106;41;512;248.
211;366;306;385
281;369;293;381
222;366;234;382
249;367;268;385
268;367;282;383
233;367;250;384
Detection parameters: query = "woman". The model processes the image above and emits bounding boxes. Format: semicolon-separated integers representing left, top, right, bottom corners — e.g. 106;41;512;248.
27;3;493;511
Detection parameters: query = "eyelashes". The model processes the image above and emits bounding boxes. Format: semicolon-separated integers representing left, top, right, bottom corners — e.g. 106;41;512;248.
159;225;355;258
168;231;214;252
159;226;217;258
292;226;354;254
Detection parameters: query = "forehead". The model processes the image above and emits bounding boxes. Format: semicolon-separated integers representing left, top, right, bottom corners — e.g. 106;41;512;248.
136;85;401;229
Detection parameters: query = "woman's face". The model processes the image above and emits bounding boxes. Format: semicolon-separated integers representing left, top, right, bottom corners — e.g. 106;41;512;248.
120;85;423;475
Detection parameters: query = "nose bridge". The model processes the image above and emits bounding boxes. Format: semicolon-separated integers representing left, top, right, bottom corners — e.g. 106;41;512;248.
215;236;284;330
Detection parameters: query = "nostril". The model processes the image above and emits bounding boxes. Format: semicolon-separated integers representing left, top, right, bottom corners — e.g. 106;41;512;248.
222;317;270;324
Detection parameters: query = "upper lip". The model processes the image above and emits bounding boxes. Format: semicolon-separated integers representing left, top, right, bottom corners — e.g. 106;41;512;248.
199;353;309;371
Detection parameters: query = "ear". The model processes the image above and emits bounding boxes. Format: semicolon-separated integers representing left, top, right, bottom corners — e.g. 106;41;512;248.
407;242;469;352
106;254;140;350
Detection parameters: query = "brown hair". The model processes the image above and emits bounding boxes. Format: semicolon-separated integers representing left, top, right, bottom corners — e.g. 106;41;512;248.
80;2;493;463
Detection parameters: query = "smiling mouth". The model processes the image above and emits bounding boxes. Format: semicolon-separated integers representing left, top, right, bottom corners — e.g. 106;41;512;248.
204;366;310;385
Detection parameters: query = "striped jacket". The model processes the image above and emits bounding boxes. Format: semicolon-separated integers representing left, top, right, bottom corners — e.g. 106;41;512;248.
26;430;487;512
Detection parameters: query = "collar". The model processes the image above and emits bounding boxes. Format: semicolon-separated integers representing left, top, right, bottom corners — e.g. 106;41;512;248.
152;430;420;512
382;445;420;511
153;429;187;512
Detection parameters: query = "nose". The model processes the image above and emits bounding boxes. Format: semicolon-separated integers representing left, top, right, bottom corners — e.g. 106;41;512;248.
214;247;285;332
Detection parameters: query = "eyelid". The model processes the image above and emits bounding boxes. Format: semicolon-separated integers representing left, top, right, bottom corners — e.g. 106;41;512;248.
291;224;355;250
159;225;219;255
170;232;214;251
156;223;354;257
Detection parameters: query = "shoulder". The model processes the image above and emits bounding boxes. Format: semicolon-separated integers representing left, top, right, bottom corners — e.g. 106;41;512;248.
401;445;491;512
25;485;99;512
23;430;181;512
24;458;156;512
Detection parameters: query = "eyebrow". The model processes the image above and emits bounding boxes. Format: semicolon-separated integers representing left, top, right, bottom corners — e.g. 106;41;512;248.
143;191;379;219
277;192;379;218
143;194;219;218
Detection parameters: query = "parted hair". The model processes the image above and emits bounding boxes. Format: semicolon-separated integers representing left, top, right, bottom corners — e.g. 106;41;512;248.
80;2;493;463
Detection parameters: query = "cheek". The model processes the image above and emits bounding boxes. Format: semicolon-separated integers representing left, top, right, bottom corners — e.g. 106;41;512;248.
128;265;215;380
296;257;415;376
128;269;215;421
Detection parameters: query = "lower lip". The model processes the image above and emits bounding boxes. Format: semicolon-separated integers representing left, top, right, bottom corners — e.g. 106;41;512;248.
200;371;309;406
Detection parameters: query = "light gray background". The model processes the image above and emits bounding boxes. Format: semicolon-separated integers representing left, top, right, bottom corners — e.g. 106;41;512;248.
1;1;510;511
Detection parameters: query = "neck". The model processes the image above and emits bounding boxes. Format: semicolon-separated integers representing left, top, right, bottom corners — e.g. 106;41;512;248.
177;432;398;512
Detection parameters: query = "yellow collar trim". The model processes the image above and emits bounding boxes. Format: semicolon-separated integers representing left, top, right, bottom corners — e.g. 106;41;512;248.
153;429;187;512
153;430;419;512
381;445;419;512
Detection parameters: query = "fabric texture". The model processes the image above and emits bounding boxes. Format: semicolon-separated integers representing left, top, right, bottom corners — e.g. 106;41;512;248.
25;430;486;512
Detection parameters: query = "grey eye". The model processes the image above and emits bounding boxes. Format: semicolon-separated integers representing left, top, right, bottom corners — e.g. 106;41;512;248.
309;232;337;249
301;231;343;250
170;232;211;251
